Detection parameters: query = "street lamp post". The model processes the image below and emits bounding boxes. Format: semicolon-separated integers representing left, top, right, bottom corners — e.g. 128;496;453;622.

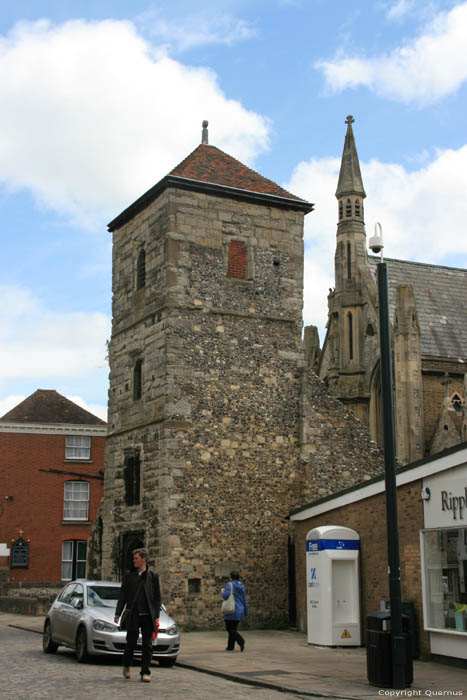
369;223;406;689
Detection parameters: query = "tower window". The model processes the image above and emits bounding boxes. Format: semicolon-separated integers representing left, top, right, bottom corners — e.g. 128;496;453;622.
348;311;353;360
133;359;143;400
355;199;361;217
345;199;352;217
227;240;247;279
136;248;146;289
451;393;463;411
124;453;141;506
339;201;343;221
347;241;352;280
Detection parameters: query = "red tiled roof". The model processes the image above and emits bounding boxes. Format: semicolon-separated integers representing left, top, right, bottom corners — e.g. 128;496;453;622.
0;390;106;426
170;144;304;201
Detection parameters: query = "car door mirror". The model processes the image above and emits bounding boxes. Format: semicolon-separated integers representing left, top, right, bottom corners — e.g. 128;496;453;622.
71;597;83;610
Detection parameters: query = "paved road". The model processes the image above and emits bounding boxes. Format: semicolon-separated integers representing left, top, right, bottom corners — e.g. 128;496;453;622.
1;625;315;700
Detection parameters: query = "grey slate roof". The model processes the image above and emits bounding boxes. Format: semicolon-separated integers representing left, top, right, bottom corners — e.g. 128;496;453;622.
368;257;467;361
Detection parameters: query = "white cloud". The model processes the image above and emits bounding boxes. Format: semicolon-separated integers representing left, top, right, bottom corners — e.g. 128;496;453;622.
284;144;467;341
67;395;108;422
0;284;110;387
0;394;26;418
0;19;270;229
138;8;257;52
386;0;415;21
315;2;467;104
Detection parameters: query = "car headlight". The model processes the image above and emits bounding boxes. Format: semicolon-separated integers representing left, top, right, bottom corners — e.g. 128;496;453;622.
93;619;119;633
165;624;179;636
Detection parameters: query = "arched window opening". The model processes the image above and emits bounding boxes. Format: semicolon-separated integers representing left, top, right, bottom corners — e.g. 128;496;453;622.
339;200;343;221
355;199;361;217
136;248;146;289
347;241;352;280
133;359;142;400
345;199;352;217
451;393;463;412
348;311;353;360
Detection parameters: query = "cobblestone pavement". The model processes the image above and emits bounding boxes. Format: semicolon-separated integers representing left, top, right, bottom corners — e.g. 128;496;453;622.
1;625;315;700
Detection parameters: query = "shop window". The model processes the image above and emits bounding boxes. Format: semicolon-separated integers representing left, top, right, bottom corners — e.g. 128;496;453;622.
136;248;146;289
61;541;87;581
64;481;90;521
227;240;247;279
66;436;91;460
124;453;141;506
422;529;467;633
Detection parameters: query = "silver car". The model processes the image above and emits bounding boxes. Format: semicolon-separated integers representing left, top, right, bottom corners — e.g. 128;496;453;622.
43;580;180;666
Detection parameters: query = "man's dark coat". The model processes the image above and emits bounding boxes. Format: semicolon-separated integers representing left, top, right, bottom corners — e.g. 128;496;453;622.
116;568;161;630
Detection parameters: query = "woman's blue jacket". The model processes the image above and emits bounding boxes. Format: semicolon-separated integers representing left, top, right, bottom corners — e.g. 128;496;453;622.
222;579;248;621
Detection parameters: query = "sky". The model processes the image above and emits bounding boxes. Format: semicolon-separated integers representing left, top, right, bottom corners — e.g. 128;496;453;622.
1;0;467;422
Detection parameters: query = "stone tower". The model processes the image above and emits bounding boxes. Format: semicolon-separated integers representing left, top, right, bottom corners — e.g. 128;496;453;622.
99;123;314;625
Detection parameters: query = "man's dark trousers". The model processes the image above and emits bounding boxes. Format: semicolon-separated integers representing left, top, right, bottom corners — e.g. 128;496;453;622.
123;614;153;676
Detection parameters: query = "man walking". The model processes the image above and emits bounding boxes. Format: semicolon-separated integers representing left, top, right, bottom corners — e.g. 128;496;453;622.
115;548;161;682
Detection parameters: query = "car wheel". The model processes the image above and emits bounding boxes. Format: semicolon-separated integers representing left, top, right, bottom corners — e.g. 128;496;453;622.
75;627;90;663
42;621;59;654
158;657;177;667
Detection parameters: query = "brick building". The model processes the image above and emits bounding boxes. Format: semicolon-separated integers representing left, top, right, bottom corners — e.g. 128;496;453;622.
290;442;467;663
315;116;467;465
92;122;385;627
0;390;106;588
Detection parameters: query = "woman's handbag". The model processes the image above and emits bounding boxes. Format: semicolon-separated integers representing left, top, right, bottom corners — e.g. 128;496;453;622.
221;583;235;615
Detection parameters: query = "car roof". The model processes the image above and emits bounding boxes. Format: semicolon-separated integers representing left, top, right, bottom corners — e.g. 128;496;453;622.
70;580;121;587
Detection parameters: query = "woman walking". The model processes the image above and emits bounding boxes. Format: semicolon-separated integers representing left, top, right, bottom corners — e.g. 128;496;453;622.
221;571;248;651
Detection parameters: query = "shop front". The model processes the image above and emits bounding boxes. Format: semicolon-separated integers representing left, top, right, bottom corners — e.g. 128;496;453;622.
421;463;467;660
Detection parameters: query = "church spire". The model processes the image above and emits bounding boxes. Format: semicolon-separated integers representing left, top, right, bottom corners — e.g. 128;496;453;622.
336;116;366;199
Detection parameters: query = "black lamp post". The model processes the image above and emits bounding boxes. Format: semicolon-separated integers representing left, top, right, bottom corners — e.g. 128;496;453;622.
369;223;406;689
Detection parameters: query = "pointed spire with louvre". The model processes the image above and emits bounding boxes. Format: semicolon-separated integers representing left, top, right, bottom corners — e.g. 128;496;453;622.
336;115;366;199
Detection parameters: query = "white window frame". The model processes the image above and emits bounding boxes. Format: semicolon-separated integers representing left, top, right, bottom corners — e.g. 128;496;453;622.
63;481;90;521
66;435;91;460
61;541;87;581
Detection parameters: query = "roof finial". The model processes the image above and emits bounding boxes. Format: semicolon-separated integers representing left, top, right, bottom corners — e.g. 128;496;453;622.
202;120;209;145
345;115;355;126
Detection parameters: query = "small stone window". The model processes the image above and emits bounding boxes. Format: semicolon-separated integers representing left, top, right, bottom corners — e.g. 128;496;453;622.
347;241;352;280
345;198;352;217
339;200;343;221
124;453;141;506
348;311;353;360
188;578;201;594
227;240;247;279
355;199;361;217
133;359;143;400
136;248;146;289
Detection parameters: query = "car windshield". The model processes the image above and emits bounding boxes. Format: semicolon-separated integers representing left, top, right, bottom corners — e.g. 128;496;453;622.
87;585;120;608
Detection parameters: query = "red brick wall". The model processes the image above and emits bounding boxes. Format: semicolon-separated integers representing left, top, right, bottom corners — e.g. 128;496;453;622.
292;479;430;657
0;431;104;583
227;240;247;279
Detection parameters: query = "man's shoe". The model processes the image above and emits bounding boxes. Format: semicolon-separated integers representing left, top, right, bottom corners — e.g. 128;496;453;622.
141;674;151;683
122;667;131;679
240;641;245;652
